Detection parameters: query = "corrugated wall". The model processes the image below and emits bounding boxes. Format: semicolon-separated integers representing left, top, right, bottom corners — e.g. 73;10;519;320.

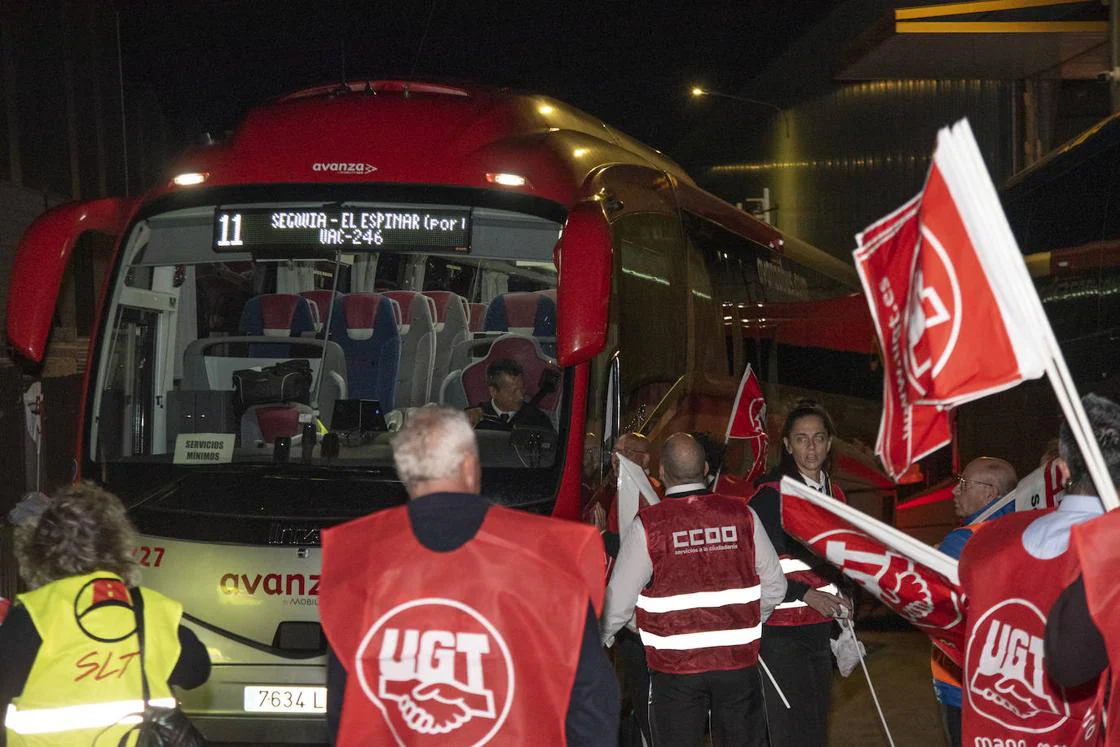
699;79;1014;256
672;0;1021;257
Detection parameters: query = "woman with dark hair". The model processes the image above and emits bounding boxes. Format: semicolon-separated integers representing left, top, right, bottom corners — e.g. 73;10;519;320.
749;400;851;746
0;482;210;745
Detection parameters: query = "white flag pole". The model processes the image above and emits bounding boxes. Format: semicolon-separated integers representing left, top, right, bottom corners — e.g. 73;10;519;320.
1037;340;1120;511
758;657;791;710
782;477;960;584
972;489;1016;524
937;120;1120;512
844;619;896;747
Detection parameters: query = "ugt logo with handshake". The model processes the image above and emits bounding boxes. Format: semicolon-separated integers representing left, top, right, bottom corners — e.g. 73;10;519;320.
355;599;515;745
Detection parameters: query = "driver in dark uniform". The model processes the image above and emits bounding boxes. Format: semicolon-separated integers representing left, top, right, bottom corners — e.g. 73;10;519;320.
471;358;554;432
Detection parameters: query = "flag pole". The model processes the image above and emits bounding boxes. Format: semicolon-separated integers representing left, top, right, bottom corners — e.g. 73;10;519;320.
939;120;1120;512
844;619;896;747
1038;332;1120;511
758;657;791;710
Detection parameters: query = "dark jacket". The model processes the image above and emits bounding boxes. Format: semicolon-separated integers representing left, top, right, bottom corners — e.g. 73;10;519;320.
475;400;555;432
749;466;849;606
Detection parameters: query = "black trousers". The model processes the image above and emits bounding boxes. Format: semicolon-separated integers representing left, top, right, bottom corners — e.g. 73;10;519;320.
618;629;653;745
649;665;767;747
939;702;962;747
760;622;833;747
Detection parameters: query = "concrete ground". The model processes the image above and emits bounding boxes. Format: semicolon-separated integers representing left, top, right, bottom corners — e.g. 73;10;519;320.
827;627;945;746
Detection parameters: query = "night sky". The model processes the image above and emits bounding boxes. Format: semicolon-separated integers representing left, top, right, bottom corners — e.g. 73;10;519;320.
120;0;841;158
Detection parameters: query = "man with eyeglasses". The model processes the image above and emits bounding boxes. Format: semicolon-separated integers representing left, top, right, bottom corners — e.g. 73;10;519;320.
932;457;1017;747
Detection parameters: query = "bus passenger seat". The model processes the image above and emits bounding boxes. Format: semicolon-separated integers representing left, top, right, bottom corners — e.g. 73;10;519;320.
382;291;437;408
483;291;556;338
459;333;561;414
468;303;488;333
301;290;341;334
329;293;400;409
240;294;318;337
423;291;471;402
239;294;318;356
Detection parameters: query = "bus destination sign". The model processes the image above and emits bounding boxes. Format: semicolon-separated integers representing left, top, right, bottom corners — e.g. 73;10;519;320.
213;207;471;253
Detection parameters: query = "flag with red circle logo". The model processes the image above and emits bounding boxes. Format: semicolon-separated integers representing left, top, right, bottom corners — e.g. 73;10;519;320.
781;477;965;664
714;364;769;495
853;123;1047;480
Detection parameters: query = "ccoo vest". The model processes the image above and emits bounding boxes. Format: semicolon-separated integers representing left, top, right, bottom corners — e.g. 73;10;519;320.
5;572;182;747
319;503;604;747
754;477;847;627
636;492;762;675
960;511;1097;746
1071;509;1120;746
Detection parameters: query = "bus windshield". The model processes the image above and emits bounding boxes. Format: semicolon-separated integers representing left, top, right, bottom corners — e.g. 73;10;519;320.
89;200;566;512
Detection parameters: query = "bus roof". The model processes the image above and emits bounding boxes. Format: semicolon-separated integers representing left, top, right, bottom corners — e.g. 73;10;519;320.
161;80;697;209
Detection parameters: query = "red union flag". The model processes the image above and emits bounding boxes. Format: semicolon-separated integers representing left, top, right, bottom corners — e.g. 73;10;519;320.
854;126;1045;479
780;477;965;664
714;364;769;495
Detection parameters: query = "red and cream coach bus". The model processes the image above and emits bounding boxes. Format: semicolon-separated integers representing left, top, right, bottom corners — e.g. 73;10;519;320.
6;80;864;741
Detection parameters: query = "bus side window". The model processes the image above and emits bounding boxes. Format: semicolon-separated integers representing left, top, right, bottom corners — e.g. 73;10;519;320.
615;212;686;428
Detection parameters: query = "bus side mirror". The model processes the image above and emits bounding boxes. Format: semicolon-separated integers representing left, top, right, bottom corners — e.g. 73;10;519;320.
6;198;131;363
556;200;612;367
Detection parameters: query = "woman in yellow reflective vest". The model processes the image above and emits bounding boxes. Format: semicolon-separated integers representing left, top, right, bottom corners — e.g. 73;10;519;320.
0;483;210;746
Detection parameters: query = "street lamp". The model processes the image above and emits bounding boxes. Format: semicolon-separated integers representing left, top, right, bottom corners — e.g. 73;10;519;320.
690;86;789;138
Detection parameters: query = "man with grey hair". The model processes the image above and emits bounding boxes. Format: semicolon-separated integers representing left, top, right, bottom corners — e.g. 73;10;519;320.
1044;394;1120;712
959;394;1118;745
602;432;785;746
319;407;617;745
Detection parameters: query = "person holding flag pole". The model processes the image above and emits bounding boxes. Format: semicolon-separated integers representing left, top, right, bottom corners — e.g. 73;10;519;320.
931;456;1018;747
839;117;1120;746
1044;394;1120;745
748;400;853;747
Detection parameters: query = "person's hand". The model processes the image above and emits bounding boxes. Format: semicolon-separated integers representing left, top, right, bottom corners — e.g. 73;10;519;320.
465;407;483;427
803;589;852;619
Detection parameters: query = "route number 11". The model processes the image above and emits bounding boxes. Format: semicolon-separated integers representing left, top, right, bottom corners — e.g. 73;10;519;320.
217;213;244;246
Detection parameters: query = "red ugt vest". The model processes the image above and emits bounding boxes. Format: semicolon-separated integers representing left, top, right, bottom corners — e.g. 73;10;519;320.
754;478;847;627
636;493;762;675
960;511;1096;746
320;505;604;747
1072;509;1120;746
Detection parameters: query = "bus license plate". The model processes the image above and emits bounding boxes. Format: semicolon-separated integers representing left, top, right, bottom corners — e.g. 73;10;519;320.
243;686;327;713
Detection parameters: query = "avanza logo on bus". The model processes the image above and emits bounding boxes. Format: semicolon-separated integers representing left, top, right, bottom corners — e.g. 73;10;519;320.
312;161;378;175
220;572;320;597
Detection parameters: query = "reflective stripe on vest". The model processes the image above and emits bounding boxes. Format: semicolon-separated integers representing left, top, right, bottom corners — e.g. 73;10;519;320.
773;583;840;610
5;697;177;734
636;493;763;673
636;585;761;614
639;624;762;651
780;558;811;574
10;573;183;747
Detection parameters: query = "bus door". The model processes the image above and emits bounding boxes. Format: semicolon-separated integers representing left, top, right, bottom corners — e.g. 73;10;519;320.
95;281;178;459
